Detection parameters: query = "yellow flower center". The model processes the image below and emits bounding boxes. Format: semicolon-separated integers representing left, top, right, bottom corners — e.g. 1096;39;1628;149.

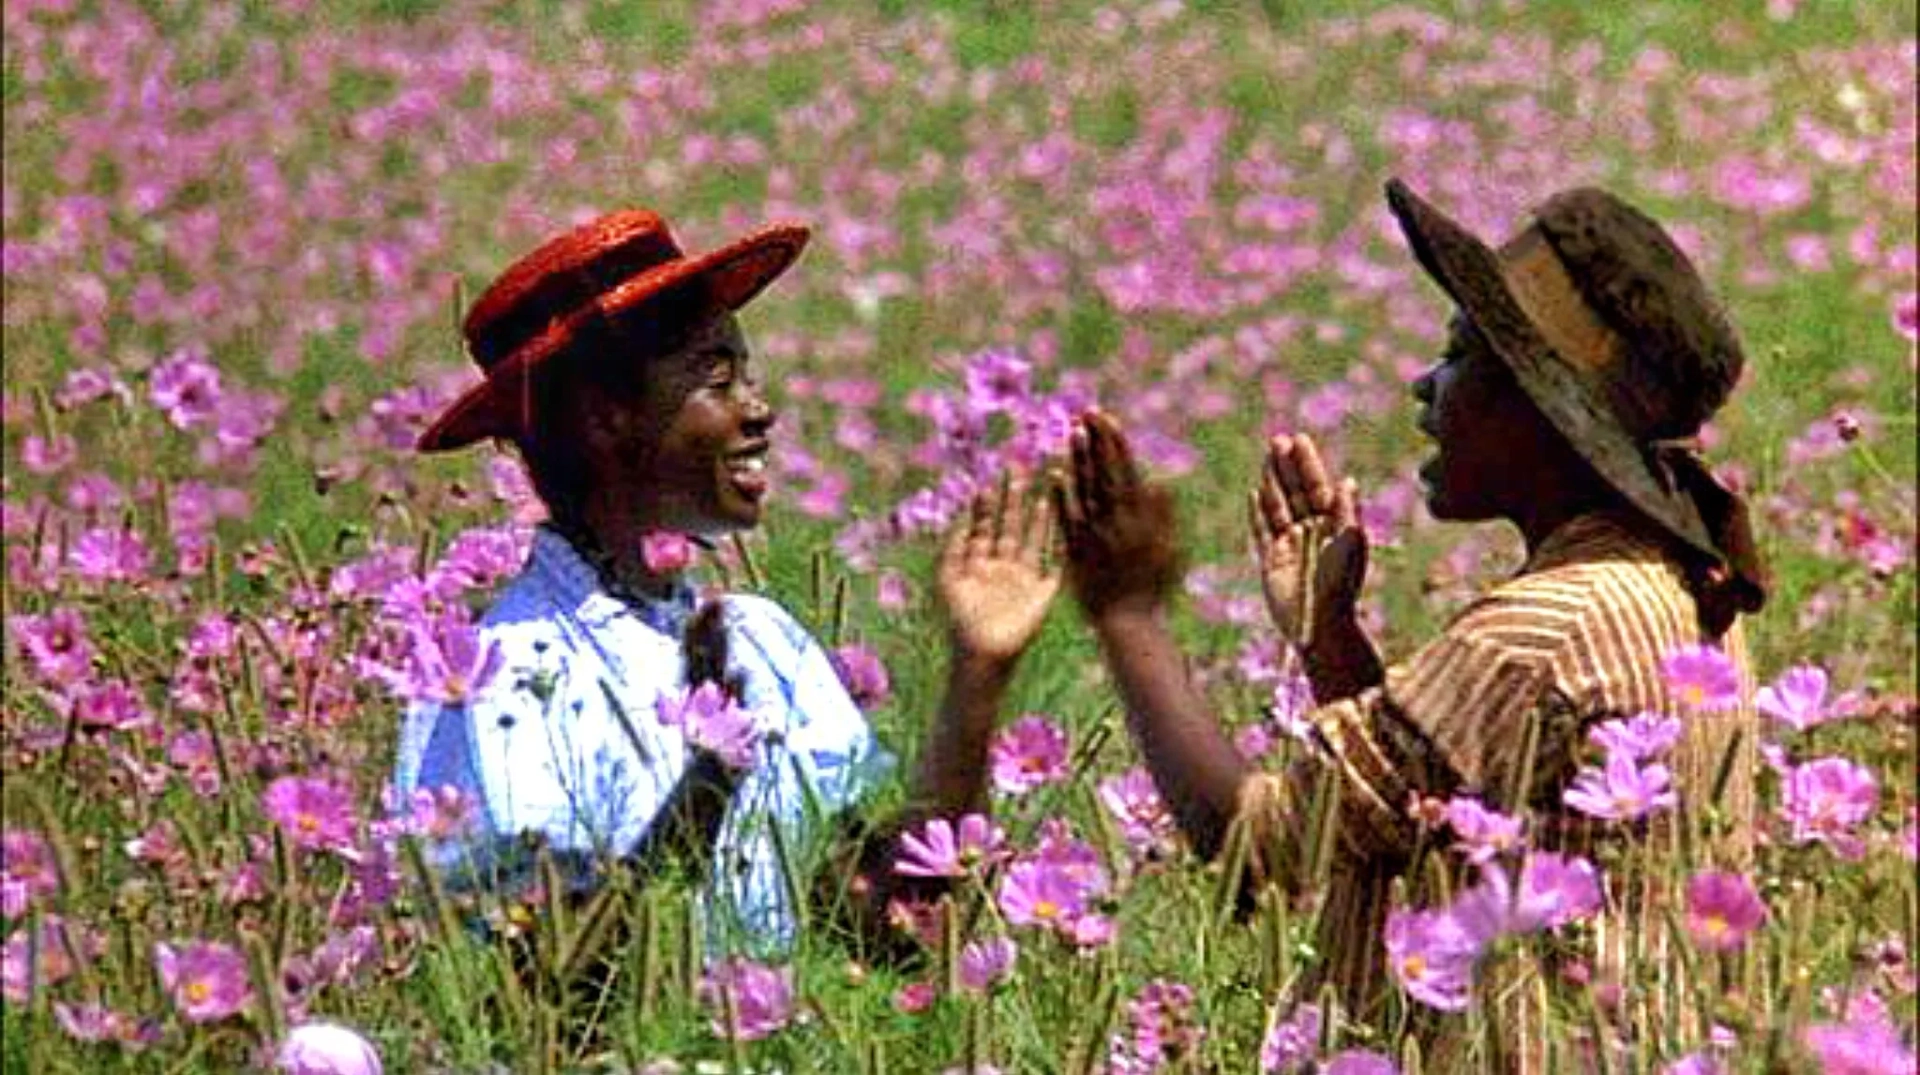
185;981;211;1004
1401;955;1427;980
1703;914;1728;937
1034;900;1059;920
1683;685;1705;708
296;813;319;835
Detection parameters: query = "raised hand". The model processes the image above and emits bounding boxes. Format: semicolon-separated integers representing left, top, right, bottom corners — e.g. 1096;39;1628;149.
938;473;1061;665
1054;410;1183;621
1248;433;1368;648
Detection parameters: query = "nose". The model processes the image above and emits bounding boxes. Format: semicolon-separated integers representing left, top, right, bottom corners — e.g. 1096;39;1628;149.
741;384;776;436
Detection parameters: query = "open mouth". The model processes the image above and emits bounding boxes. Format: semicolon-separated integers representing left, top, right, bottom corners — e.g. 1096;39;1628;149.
723;443;771;502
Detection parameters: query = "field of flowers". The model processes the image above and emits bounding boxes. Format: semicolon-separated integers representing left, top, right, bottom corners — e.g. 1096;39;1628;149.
2;0;1916;1071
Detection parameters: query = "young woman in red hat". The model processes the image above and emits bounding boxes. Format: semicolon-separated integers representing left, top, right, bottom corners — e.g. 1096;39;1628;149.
1053;181;1768;1070
396;212;1058;956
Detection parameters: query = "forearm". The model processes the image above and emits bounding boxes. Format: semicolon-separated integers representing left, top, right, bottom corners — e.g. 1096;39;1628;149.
1093;608;1251;860
1301;614;1385;703
811;647;1018;964
908;645;1017;819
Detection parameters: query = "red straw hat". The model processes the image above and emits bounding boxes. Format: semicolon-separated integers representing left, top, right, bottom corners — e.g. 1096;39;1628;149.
418;211;810;453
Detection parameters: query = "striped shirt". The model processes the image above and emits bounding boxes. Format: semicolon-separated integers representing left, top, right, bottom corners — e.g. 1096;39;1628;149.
1237;511;1755;1070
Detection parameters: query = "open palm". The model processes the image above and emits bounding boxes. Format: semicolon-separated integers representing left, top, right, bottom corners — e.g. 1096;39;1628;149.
938;477;1061;664
1249;433;1368;647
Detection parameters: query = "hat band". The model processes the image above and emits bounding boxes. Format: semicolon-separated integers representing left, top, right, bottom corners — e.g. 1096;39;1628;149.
1497;230;1666;441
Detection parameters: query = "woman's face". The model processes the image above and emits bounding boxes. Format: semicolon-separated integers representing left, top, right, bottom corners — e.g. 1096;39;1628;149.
1410;315;1552;522
587;312;778;537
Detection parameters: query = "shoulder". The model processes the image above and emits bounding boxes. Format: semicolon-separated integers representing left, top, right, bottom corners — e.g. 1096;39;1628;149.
1451;519;1692;666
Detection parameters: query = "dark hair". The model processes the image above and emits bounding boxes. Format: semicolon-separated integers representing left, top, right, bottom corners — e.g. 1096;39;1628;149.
507;284;722;529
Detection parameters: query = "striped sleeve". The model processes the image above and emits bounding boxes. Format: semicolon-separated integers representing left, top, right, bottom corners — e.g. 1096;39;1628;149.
1234;586;1572;879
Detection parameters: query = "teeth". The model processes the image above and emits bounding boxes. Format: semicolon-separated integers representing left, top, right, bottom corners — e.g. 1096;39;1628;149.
732;456;767;473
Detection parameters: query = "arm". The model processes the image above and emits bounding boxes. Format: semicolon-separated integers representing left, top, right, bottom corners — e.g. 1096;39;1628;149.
1054;411;1248;859
815;476;1060;958
1091;608;1251;860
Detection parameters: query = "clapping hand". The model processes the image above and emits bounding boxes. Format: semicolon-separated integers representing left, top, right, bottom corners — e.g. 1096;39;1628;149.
1054;410;1183;622
938;473;1061;665
1248;433;1368;648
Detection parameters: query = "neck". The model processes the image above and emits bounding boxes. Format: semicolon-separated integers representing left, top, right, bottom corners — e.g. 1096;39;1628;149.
1509;465;1615;558
565;498;684;600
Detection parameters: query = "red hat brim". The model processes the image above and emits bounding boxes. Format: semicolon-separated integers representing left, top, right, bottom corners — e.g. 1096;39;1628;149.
416;221;810;453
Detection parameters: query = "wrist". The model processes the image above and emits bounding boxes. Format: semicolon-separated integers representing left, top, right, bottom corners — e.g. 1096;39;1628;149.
948;635;1020;675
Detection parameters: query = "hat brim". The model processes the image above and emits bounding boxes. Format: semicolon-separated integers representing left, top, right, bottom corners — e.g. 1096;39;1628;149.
417;222;810;453
1383;179;1719;560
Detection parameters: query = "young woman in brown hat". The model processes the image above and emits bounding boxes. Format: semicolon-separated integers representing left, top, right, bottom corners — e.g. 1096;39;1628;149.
1054;181;1767;1070
396;211;1059;957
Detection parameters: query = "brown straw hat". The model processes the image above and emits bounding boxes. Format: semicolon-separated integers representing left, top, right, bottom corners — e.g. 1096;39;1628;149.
418;211;810;453
1385;178;1766;613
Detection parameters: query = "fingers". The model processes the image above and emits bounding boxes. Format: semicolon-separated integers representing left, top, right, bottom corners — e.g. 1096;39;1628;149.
1266;432;1336;523
1050;473;1084;561
965;485;993;562
1085;410;1140;494
1070;424;1102;518
1023;476;1056;573
1334;477;1361;532
1292;434;1337;515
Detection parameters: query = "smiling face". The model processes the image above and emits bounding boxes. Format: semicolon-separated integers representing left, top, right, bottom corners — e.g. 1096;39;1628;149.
1410;316;1561;522
578;310;778;538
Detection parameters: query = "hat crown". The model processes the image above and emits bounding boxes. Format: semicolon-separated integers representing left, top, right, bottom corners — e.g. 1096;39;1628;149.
463;211;686;371
1532;188;1744;440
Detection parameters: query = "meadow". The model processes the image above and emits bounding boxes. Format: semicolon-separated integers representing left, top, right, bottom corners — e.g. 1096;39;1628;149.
1;0;1915;1071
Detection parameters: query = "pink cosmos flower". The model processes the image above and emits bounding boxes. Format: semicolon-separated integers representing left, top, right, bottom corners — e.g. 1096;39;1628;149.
1663;1053;1726;1075
1802;997;1915;1074
1109;979;1202;1072
1756;665;1848;732
2;829;59;917
640;531;695;574
148;348;223;430
402;785;475;841
3;918;78;1003
73;679;150;731
1780;757;1879;859
1588;712;1683;760
893;979;936;1013
10;606;95;685
1451;854;1603;941
1564;751;1679;822
698;958;793;1041
830;643;891;712
155;939;251;1023
68;526;152;583
1099;768;1178;858
998;858;1091;931
989;714;1070;795
1260;1002;1321;1074
894;814;1006;878
655;681;761;771
53;1002;144;1046
1444;797;1524;864
958;936;1017;993
262;776;360;853
1662;645;1742;712
276;1022;384;1074
1683;871;1768;951
1384;906;1480;1012
1324;1052;1399;1075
